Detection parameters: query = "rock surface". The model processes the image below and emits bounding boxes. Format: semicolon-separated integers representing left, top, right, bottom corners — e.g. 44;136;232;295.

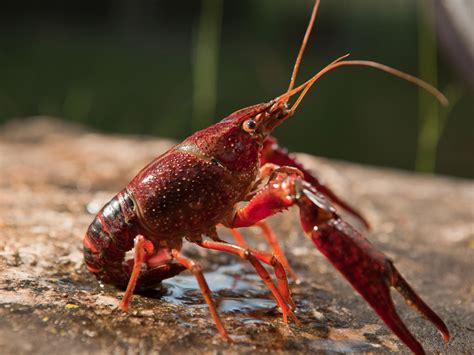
0;117;473;354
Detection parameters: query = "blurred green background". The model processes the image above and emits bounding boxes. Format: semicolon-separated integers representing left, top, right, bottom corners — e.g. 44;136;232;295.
1;0;473;178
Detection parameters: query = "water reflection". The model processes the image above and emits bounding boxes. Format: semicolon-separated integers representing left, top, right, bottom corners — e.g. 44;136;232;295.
162;263;276;314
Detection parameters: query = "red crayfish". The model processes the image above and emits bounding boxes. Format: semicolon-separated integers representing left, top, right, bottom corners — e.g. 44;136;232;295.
84;1;449;353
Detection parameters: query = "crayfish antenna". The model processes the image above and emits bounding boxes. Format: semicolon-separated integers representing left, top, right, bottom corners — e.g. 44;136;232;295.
287;0;321;93
287;59;448;113
278;0;448;112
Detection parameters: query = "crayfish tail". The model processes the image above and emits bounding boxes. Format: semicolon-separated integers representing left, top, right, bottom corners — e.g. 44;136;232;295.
83;192;137;288
83;190;186;290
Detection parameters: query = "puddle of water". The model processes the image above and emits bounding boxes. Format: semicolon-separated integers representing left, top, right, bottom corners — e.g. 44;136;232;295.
157;263;388;353
161;263;275;314
217;297;275;313
309;339;381;353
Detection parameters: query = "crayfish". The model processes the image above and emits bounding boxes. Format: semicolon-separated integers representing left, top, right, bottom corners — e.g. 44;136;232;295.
84;1;449;353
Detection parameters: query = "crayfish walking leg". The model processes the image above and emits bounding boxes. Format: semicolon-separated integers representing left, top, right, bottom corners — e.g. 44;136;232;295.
171;249;230;340
229;168;449;355
119;235;148;312
229;222;299;281
196;239;298;323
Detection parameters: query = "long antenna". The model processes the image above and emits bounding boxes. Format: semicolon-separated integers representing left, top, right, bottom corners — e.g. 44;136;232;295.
288;59;448;113
287;0;321;92
276;0;448;114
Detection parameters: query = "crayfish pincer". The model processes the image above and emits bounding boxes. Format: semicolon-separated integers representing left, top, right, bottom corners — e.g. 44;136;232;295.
83;1;449;353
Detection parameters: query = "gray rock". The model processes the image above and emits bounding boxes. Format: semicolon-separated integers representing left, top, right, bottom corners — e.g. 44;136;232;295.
0;118;472;354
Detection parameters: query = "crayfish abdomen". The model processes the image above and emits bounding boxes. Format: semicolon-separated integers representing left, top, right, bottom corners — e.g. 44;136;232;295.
83;191;140;288
84;189;189;290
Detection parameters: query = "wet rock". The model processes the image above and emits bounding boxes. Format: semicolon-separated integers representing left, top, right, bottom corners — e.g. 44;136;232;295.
0;117;473;354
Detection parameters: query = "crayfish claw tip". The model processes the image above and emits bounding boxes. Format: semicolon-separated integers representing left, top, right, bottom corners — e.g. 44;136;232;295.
391;265;450;345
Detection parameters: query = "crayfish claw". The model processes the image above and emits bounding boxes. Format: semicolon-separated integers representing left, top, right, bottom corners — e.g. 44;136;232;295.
296;192;448;354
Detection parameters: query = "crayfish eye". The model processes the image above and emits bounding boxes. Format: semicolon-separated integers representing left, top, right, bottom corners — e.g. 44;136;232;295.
242;119;257;133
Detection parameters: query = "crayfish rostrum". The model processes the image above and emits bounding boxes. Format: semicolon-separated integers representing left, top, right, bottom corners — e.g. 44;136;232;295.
83;1;449;353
